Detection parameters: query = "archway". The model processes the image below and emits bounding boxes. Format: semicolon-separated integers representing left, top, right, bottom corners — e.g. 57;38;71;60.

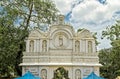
53;67;69;79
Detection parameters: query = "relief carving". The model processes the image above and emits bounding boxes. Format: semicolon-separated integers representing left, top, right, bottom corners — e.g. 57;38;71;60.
75;41;80;52
75;69;81;79
42;40;47;52
41;69;47;79
52;32;69;49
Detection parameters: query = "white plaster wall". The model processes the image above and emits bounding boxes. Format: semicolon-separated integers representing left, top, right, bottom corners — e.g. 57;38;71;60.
22;66;100;79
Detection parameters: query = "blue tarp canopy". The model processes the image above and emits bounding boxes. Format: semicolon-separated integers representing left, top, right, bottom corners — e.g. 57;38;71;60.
15;71;40;79
83;72;104;79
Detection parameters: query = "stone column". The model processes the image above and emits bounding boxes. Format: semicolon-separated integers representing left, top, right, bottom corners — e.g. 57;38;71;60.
80;40;83;52
93;40;96;53
36;39;39;52
73;39;75;52
34;40;37;52
79;40;80;52
82;39;86;53
49;67;53;79
22;67;25;76
38;39;40;52
47;39;49;52
80;40;82;53
93;67;99;76
26;40;30;52
85;40;88;53
40;40;42;52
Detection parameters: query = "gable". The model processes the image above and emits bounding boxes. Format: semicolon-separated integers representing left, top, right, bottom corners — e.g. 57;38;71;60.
29;30;39;37
28;29;45;39
77;29;93;38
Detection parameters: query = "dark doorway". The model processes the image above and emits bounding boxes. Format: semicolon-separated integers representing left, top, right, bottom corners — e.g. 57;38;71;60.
53;67;69;79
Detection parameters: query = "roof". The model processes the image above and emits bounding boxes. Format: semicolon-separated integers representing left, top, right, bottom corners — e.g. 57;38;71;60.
83;72;104;79
15;71;40;79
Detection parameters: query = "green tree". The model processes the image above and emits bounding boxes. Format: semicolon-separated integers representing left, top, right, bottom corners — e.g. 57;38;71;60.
100;20;120;79
102;21;120;41
99;48;115;79
0;0;58;77
0;22;24;77
92;32;100;46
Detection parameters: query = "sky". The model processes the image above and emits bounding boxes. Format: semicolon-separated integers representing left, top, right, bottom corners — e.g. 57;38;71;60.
52;0;120;50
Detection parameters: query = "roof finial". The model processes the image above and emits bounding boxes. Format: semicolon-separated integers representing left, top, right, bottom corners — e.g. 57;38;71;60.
58;15;65;25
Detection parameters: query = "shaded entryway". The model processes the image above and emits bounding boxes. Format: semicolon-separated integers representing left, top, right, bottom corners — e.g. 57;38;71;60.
53;67;69;79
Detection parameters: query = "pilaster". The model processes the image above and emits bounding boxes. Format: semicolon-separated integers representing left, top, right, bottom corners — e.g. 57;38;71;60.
34;40;36;52
26;40;30;52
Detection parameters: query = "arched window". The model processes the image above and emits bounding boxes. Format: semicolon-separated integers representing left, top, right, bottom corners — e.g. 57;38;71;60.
42;40;47;52
41;69;47;79
29;40;34;52
75;69;81;79
75;41;80;52
88;41;93;53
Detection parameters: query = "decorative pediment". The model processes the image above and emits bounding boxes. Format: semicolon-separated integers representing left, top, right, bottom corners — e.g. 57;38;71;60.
28;29;46;39
77;29;93;38
29;30;39;37
51;31;70;49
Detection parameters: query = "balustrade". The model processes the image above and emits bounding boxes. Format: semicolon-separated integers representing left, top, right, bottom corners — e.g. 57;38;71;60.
23;52;99;63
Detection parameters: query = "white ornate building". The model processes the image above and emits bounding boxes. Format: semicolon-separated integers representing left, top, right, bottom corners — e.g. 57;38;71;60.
20;15;101;79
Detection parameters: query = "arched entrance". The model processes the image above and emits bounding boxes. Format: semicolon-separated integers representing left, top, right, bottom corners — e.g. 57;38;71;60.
53;67;69;79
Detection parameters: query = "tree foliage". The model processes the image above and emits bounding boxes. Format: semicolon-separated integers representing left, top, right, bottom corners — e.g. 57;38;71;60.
0;21;24;77
99;48;115;79
102;21;120;41
100;21;120;79
0;0;58;77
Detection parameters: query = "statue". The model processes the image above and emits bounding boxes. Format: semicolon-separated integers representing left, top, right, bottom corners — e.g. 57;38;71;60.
75;41;80;52
29;40;34;52
41;69;47;79
59;35;63;46
42;40;47;52
88;41;92;53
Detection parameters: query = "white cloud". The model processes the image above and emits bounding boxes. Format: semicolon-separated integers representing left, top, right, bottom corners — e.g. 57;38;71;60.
53;0;120;50
53;0;74;14
71;0;120;24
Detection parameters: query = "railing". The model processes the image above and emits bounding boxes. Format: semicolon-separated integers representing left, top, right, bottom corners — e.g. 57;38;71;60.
23;52;99;63
23;52;98;56
73;52;98;56
49;56;72;63
23;56;49;63
72;57;99;63
23;52;49;56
